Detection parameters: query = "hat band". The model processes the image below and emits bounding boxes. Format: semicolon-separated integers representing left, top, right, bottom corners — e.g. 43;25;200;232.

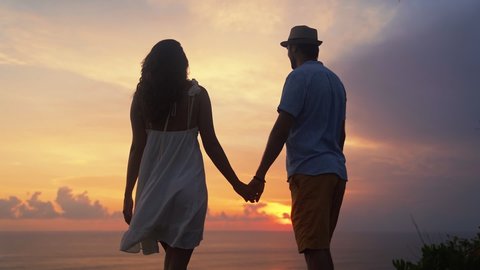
280;38;322;47
288;38;320;43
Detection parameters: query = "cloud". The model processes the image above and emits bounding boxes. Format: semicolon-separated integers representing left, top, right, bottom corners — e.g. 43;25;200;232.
192;0;285;33
204;202;292;231
55;187;110;219
0;0;400;158
0;0;398;93
1;0;478;232
207;203;269;222
332;0;480;231
0;196;22;218
0;52;25;65
17;192;59;218
0;187;292;230
0;187;117;219
0;2;147;89
0;193;59;219
339;0;480;147
207;202;290;223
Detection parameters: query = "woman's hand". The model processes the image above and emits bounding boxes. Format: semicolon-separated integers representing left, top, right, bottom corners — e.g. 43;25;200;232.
123;196;134;225
233;180;256;203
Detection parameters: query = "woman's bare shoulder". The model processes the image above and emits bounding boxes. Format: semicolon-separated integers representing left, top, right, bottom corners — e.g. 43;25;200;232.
196;84;210;101
130;92;141;111
199;85;208;94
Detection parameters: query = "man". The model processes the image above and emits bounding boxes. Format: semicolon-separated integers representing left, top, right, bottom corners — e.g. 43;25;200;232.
249;25;347;270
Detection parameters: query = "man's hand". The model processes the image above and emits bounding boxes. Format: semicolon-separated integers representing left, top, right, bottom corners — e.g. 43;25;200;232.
123;196;133;225
248;177;265;203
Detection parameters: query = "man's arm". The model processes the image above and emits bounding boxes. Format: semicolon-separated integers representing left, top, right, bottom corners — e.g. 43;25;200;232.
255;110;295;180
340;119;346;151
249;111;294;202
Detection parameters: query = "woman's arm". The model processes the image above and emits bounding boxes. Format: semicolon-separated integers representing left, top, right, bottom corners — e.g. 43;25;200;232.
197;89;252;201
123;95;147;224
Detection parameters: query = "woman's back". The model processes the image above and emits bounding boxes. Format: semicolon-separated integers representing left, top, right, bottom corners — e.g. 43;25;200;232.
121;39;250;269
142;80;202;132
121;80;207;254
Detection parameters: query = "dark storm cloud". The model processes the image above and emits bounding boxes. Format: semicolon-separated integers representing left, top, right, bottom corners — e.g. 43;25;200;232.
334;1;480;231
340;1;480;147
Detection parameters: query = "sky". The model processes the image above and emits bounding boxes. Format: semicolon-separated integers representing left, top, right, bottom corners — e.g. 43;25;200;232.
0;0;479;232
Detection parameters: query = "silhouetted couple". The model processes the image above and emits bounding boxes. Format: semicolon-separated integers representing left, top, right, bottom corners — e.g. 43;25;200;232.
120;25;347;270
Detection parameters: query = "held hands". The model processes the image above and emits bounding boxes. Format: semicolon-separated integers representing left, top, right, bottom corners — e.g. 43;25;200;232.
233;181;256;203
232;177;265;203
247;176;265;203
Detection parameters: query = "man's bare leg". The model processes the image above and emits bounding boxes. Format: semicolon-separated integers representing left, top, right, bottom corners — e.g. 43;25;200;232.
304;249;333;270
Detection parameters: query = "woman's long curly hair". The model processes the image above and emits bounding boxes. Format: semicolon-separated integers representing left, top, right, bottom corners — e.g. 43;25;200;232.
135;39;189;124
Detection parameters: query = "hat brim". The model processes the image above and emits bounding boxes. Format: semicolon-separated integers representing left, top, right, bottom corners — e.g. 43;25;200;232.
280;39;323;47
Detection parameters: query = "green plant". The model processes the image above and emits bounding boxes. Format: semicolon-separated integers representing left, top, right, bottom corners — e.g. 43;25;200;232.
392;228;480;270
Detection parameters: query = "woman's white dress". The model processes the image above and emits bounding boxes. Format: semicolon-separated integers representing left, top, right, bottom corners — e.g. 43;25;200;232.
120;81;207;254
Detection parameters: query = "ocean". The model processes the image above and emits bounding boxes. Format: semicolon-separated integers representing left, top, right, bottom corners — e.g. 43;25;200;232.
0;231;465;269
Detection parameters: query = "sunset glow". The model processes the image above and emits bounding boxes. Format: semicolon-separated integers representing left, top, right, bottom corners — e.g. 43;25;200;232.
1;0;479;233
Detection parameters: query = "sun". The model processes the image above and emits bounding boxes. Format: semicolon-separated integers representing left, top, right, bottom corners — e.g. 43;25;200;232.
263;202;292;225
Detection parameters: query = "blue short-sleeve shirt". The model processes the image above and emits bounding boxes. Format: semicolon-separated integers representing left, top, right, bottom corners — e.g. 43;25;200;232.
278;61;347;180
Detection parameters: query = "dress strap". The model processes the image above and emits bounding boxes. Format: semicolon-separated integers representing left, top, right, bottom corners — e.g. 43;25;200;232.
163;80;200;131
163;103;177;132
187;79;201;129
187;96;195;129
163;115;169;132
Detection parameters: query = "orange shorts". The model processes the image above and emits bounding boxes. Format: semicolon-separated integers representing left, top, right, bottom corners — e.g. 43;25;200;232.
289;173;346;253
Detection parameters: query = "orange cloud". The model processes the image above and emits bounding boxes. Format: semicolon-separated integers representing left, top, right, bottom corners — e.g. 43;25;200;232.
0;187;292;231
0;187;119;220
205;202;291;231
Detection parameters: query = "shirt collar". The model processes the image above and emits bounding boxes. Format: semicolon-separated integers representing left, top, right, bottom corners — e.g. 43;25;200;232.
304;60;323;65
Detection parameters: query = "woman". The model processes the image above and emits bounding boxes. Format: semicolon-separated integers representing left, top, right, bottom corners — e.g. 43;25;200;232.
120;40;253;269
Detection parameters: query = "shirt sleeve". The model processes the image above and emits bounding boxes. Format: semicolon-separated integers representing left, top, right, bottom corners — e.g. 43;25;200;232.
277;71;306;118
